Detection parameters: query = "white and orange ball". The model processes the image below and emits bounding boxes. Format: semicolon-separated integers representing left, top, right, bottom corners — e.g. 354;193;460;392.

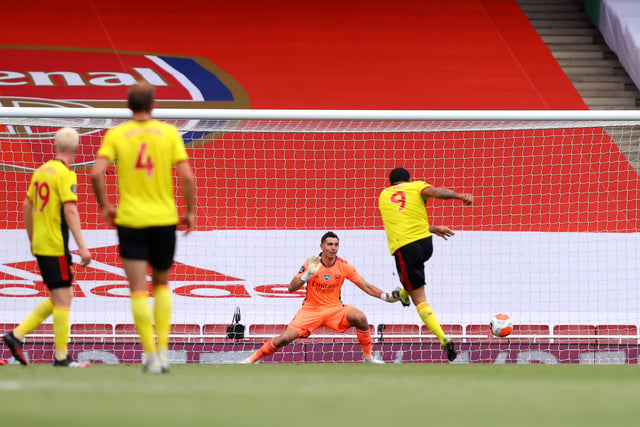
490;314;513;338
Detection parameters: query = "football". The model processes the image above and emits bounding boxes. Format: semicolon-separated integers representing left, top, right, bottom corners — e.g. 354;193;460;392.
490;313;513;338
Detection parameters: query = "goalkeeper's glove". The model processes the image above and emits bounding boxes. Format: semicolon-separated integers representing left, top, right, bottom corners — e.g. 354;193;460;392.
381;288;411;306
300;255;321;282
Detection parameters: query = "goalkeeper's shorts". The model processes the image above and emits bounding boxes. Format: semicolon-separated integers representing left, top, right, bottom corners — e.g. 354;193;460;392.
288;304;355;338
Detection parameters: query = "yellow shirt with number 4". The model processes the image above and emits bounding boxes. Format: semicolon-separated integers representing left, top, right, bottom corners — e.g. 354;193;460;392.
97;119;189;228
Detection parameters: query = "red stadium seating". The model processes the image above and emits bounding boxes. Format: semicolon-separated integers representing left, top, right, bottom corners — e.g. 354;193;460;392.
378;324;420;342
170;324;201;343
70;323;115;342
552;324;596;343
202;324;231;342
421;324;464;342
247;324;287;342
506;324;551;343
465;324;500;342
596;324;638;344
114;324;139;343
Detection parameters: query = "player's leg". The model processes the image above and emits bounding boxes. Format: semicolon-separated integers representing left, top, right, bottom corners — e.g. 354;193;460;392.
242;327;300;364
4;293;53;365
395;238;456;361
149;225;177;373
50;285;72;363
118;226;159;372
241;309;319;364
343;306;383;363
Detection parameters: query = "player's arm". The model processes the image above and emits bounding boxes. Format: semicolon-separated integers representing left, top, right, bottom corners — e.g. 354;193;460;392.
429;224;455;240
63;202;92;266
353;278;406;304
90;157;116;226
22;197;34;249
422;186;473;205
176;160;195;235
288;255;320;292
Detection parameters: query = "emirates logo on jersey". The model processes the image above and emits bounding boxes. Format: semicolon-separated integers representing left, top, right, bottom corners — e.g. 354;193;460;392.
0;46;250;172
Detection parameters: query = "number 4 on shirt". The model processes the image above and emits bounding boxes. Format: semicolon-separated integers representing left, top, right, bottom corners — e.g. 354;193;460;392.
135;143;155;176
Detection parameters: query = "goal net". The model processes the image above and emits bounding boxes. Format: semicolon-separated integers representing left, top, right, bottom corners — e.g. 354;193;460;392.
1;109;639;365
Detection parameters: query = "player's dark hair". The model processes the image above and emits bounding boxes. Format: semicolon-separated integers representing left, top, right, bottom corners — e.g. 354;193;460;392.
127;81;155;113
389;167;411;185
321;231;339;243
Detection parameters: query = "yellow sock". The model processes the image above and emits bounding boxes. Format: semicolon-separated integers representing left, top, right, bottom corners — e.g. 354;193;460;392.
15;299;54;340
131;290;156;355
53;306;70;361
417;301;447;346
153;285;172;352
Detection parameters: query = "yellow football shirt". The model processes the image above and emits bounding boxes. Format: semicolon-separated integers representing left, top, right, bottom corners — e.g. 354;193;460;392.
26;159;78;256
97;119;189;228
378;180;432;254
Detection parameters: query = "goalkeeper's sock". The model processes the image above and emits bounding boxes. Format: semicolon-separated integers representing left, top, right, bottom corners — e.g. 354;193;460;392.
249;338;278;363
131;290;157;355
356;328;373;358
417;301;447;346
152;285;172;352
14;298;54;340
52;306;70;361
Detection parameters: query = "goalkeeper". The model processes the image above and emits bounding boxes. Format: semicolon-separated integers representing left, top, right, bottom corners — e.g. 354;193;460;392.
378;167;473;362
241;231;403;364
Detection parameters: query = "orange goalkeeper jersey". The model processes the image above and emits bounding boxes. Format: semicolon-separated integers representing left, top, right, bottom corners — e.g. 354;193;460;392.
295;256;362;308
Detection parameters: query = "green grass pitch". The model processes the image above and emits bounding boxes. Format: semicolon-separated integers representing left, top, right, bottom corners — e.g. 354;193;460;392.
0;364;638;426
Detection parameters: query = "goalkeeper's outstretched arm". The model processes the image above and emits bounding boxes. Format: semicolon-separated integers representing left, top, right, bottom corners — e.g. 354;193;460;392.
353;278;403;304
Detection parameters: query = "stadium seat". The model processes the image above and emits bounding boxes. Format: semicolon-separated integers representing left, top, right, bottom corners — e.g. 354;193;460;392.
29;323;54;342
114;324;139;343
247;324;287;342
202;324;231;342
378;324;420;343
552;324;596;344
0;323;18;335
465;324;499;342
596;324;638;345
421;324;464;342
70;323;115;343
171;323;201;343
505;324;551;343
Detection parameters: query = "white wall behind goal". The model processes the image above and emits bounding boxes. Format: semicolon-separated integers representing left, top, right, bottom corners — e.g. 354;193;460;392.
0;229;637;328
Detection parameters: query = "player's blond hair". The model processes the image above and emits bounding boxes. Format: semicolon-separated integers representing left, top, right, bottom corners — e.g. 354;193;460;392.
54;127;80;153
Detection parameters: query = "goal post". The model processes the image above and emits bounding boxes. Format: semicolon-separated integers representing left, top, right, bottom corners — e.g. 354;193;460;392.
0;108;639;365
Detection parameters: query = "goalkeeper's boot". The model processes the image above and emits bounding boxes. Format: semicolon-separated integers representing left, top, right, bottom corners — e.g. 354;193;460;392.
157;349;170;374
443;336;457;362
3;332;28;365
363;356;385;364
142;352;163;374
238;357;253;364
53;356;91;368
398;288;411;307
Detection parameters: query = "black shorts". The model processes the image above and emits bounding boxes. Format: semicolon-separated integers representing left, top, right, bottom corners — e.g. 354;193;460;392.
117;225;176;271
36;254;73;290
393;236;433;292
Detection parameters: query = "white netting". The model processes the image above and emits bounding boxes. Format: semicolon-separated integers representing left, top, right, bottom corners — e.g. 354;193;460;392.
0;109;639;365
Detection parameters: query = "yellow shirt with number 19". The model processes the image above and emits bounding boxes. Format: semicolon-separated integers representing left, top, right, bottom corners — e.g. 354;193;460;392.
378;180;432;255
97;119;189;228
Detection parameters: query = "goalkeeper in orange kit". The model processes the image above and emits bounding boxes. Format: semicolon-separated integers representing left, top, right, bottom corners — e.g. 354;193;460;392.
241;231;404;364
